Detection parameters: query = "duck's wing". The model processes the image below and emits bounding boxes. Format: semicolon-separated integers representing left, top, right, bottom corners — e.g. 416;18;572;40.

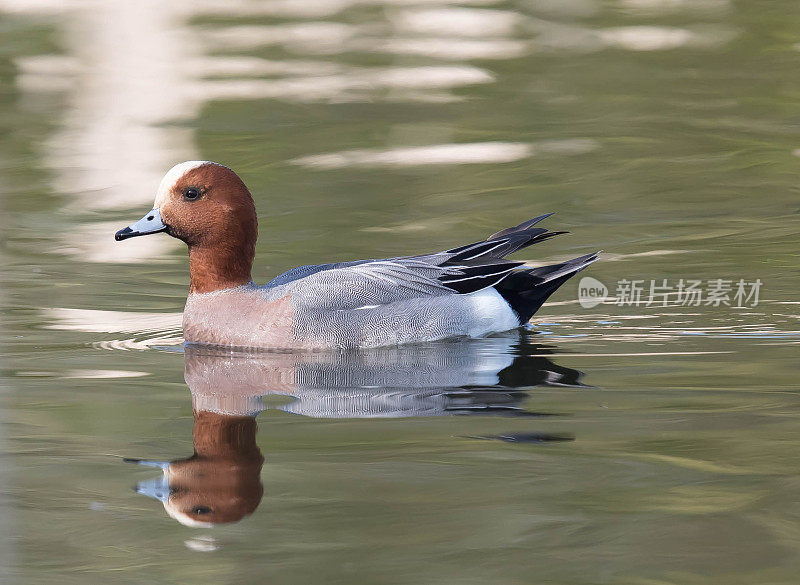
263;260;373;288
265;213;564;310
275;257;525;310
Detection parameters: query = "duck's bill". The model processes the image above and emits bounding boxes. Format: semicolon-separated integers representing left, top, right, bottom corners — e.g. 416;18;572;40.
135;474;172;502
115;208;167;241
126;458;172;502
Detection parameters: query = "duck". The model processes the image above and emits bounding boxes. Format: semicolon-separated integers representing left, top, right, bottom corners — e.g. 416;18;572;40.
115;160;598;350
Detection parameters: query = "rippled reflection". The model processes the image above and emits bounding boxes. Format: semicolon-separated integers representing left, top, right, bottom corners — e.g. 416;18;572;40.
129;334;585;526
130;412;263;528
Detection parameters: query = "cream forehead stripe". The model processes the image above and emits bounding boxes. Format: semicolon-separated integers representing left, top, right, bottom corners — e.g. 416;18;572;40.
163;499;215;528
153;160;212;208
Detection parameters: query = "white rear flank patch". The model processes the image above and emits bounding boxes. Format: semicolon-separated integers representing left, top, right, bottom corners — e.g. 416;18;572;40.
153;160;213;208
465;288;518;337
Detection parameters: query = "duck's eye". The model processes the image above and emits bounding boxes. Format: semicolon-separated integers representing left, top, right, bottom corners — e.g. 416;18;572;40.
183;187;202;201
193;506;212;515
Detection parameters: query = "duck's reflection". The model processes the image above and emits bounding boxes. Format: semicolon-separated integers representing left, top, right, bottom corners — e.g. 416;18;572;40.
130;334;586;526
132;411;263;527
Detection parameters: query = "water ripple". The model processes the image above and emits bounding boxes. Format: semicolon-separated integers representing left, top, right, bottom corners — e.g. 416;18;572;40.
43;308;184;350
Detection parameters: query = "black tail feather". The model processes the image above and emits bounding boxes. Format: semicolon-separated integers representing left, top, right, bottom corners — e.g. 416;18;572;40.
496;252;600;323
486;213;554;240
435;214;598;319
445;213;565;263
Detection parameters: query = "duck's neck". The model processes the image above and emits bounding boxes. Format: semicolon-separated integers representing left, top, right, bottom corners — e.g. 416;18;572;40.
192;410;262;461
188;242;254;294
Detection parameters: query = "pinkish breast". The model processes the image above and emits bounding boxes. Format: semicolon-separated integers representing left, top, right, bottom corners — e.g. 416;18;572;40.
182;287;302;350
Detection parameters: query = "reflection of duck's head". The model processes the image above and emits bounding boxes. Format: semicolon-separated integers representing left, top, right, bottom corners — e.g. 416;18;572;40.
134;410;263;527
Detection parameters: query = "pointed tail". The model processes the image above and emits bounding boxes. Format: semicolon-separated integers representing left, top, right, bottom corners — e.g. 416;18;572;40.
495;252;600;323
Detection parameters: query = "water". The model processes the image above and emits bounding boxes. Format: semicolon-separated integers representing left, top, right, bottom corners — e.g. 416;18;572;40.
2;0;800;583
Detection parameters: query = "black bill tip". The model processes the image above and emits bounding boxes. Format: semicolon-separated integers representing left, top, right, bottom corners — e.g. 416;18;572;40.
115;227;134;241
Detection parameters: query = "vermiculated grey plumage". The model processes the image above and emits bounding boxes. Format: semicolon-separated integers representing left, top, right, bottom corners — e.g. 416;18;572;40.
185;214;598;349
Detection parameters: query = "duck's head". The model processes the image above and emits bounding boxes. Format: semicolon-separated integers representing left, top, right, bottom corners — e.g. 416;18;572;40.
115;161;258;293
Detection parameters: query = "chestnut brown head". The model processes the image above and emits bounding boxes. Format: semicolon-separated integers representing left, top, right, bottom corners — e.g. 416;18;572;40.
115;161;259;293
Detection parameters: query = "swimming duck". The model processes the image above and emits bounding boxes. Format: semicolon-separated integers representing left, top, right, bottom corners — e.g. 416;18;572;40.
115;161;598;349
